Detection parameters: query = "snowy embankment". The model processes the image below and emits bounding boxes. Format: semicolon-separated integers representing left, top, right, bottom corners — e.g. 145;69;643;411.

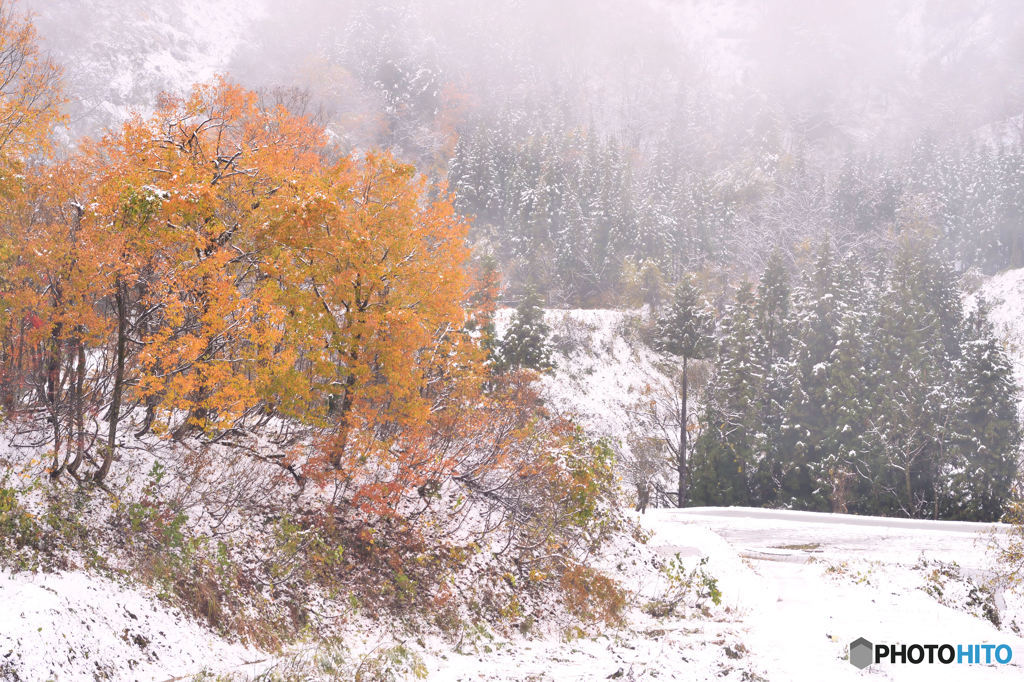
0;571;264;681
496;307;673;442
4;508;1022;680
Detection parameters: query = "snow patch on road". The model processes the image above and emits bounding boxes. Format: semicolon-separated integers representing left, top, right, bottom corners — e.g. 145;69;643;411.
662;507;1024;681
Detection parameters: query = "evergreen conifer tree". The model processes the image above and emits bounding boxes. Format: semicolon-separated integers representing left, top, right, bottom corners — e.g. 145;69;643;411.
654;276;715;506
814;254;874;513
945;301;1022;521
496;289;554;373
691;281;763;506
779;240;849;510
750;252;793;505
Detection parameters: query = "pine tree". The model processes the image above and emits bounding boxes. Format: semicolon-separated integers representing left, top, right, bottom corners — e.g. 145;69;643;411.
654;276;715;506
496;289;554;373
691;281;763;506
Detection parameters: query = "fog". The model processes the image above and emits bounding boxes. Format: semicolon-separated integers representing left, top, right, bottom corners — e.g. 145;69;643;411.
217;0;1024;162
23;0;1024;288
25;1;1024;161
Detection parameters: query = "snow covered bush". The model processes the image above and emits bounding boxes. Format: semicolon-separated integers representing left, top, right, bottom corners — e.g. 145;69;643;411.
0;483;40;568
548;311;598;358
916;556;1000;627
643;555;722;619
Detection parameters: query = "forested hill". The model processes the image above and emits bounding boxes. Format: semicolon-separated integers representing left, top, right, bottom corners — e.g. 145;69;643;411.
25;0;1024;304
500;253;1022;522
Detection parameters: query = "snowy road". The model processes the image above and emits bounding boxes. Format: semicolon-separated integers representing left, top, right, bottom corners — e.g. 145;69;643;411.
646;507;1024;681
676;506;1007;533
670;506;1005;570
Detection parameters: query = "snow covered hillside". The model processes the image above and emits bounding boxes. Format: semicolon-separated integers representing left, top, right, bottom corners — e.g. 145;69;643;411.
496;306;680;503
498;308;674;442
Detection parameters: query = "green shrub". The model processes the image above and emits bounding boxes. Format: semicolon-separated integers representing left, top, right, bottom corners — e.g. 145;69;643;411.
644;555;722;618
0;485;41;568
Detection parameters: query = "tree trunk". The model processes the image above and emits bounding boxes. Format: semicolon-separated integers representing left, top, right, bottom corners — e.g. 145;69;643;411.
329;310;364;470
47;321;63;476
97;279;127;483
68;339;86;476
904;459;913;519
0;336;11;412
329;368;358;470
677;356;688;508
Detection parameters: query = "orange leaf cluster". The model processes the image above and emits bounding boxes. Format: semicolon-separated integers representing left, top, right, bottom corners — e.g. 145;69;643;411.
0;65;502;506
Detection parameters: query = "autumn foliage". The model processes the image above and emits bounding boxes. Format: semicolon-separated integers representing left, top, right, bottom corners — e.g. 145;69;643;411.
0;31;606;528
0;10;627;640
1;71;496;503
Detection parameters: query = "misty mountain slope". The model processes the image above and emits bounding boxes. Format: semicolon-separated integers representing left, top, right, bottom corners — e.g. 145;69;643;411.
23;1;1024;154
26;0;266;137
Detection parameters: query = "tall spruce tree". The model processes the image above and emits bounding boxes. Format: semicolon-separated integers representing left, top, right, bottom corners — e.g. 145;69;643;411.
655;276;716;506
779;240;851;510
945;302;1022;521
868;235;962;518
750;252;793;505
813;254;874;514
691;281;763;506
496;289;554;373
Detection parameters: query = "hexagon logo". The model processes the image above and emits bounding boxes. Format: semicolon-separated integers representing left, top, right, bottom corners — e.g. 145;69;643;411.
849;637;874;669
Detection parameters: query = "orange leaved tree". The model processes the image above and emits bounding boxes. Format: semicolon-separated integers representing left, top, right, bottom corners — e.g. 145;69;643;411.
69;80;489;506
0;59;565;528
273;152;483;512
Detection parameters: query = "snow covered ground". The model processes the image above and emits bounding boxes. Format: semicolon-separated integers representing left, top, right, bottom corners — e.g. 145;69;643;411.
422;508;1024;681
3;507;1022;680
651;508;1024;681
0;570;264;681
